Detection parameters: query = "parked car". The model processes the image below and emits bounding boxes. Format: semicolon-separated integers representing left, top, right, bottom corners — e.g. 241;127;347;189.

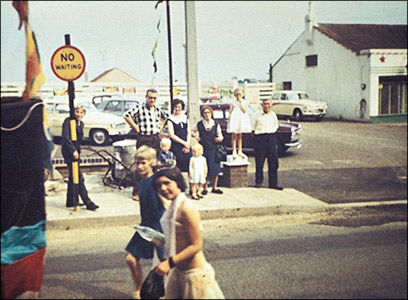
96;98;144;116
200;101;302;156
45;99;131;145
91;94;114;107
270;91;328;121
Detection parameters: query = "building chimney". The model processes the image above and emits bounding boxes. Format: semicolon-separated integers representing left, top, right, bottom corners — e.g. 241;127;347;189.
305;1;317;45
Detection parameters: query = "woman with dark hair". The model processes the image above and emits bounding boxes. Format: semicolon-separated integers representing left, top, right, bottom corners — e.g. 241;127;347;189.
153;167;225;299
166;99;192;172
192;106;224;194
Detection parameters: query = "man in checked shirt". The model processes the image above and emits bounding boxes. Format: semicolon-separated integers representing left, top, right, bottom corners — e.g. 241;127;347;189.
124;88;168;200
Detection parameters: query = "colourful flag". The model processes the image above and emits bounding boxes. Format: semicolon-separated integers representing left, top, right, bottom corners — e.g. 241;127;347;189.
22;24;46;102
1;99;48;299
12;0;27;30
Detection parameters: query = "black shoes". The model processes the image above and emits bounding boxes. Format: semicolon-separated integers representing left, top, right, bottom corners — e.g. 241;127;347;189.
211;189;223;194
270;186;284;191
202;190;208;195
254;184;283;190
66;203;86;208
86;202;99;211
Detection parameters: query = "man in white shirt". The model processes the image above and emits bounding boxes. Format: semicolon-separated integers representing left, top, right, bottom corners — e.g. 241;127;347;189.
251;99;283;190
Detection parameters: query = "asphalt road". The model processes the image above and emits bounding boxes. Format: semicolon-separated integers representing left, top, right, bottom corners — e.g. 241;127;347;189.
52;119;407;204
41;212;407;299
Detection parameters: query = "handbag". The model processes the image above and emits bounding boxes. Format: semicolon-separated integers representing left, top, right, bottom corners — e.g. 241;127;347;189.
140;267;165;299
215;144;227;163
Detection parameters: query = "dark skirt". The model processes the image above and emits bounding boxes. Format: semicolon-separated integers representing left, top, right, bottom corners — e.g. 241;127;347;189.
125;231;164;260
171;143;192;173
203;148;221;176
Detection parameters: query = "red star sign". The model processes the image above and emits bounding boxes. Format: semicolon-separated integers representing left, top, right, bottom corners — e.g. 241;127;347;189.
380;56;386;62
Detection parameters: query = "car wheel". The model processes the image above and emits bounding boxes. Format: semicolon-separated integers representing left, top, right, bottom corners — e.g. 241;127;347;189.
293;109;303;121
90;129;109;146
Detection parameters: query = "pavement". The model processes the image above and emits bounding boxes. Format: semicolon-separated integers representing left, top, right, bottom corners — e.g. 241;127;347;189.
44;170;407;230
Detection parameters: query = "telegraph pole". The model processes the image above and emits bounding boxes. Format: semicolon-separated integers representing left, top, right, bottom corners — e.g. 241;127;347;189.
166;0;174;111
184;1;200;125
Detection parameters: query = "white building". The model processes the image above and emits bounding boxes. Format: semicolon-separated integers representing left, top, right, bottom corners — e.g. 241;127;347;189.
272;2;407;122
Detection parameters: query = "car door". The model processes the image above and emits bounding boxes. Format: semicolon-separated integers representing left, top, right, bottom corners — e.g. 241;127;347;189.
271;92;285;115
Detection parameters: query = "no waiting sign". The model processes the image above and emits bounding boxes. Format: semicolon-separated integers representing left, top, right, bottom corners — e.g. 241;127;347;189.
51;45;86;81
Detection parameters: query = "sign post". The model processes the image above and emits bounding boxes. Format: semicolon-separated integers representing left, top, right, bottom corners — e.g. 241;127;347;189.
51;34;86;212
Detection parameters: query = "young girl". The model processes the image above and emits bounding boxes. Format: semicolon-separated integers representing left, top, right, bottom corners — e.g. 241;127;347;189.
188;143;208;200
227;87;252;158
153;167;225;299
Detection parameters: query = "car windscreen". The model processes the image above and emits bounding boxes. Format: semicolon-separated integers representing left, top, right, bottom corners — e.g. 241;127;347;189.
298;93;310;100
288;93;300;101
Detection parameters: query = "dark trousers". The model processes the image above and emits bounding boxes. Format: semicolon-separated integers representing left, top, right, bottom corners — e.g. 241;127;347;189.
66;162;91;207
253;133;279;187
133;134;161;196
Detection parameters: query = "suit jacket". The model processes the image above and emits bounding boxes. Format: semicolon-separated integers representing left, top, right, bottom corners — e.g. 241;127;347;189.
61;117;84;163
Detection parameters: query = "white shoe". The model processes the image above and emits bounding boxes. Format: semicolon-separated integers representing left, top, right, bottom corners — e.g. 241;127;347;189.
238;151;246;158
232;150;237;159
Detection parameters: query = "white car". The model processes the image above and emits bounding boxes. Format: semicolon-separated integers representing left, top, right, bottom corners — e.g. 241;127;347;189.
45;99;131;145
271;91;328;121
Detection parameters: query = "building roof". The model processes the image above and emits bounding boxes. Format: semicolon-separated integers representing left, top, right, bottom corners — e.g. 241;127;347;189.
91;67;140;83
315;24;407;54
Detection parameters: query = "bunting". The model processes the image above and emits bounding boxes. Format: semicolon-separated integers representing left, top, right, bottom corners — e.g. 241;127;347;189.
152;41;158;74
155;0;163;9
151;1;164;79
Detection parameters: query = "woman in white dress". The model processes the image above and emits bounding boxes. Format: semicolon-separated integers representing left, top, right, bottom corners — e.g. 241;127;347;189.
227;87;252;158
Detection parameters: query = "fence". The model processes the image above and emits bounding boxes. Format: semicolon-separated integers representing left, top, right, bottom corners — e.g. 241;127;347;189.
1;81;276;105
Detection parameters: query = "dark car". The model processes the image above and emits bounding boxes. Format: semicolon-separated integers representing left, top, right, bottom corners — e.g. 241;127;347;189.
201;102;302;156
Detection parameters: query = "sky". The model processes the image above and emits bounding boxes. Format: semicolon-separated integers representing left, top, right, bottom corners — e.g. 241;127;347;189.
1;1;407;84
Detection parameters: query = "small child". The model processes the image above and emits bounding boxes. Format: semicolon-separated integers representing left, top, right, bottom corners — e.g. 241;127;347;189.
157;137;177;168
227;87;252;158
188;143;208;200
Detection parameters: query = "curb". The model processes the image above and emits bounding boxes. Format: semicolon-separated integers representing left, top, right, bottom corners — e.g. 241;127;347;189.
46;200;407;231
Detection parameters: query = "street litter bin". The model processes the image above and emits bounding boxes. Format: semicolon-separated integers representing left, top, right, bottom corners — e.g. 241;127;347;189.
112;139;136;186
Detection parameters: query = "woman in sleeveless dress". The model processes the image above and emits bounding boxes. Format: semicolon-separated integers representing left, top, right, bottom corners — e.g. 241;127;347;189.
192;106;224;194
167;99;192;173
